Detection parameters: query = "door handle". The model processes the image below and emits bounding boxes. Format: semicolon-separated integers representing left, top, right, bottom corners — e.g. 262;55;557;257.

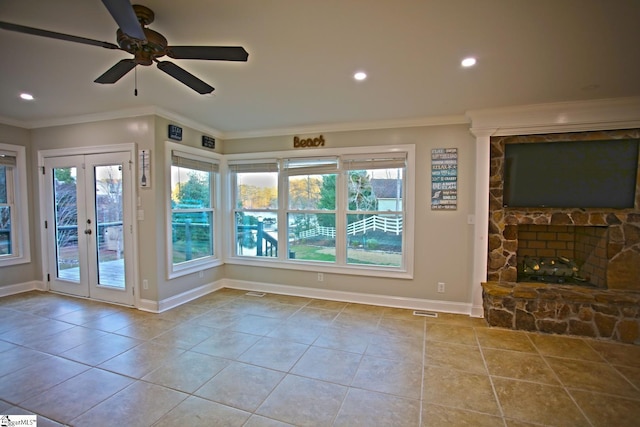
84;229;92;235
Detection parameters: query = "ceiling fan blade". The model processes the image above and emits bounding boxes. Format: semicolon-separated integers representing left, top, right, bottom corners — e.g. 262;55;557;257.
156;61;214;94
94;59;137;84
101;0;146;41
167;46;249;62
0;21;119;49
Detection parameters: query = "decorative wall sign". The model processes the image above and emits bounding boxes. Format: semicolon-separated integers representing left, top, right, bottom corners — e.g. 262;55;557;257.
431;148;458;210
294;135;325;148
139;149;151;188
202;135;215;149
168;124;182;141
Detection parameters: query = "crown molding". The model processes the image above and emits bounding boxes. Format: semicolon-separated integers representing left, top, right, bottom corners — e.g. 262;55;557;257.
0;106;224;138
222;114;469;140
467;96;640;136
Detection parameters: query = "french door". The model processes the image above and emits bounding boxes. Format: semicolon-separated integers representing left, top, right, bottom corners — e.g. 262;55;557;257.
43;152;134;306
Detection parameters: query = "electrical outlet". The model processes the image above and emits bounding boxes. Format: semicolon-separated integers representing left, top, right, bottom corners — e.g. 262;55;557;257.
437;282;445;293
143;279;149;290
317;273;324;282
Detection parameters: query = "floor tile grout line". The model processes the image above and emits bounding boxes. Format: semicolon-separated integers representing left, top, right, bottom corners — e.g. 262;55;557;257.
528;334;596;427
581;336;640;394
418;317;427;427
474;327;508;426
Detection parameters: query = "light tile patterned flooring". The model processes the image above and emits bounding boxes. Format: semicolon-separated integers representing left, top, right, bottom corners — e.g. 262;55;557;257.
1;289;639;427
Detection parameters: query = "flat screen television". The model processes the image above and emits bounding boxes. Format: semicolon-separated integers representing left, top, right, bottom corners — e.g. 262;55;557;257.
503;138;639;209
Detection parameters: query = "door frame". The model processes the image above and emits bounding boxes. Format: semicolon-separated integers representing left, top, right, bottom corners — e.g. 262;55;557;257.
38;144;139;307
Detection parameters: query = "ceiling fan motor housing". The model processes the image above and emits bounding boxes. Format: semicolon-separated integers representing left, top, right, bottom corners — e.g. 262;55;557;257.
117;27;168;65
117;4;165;66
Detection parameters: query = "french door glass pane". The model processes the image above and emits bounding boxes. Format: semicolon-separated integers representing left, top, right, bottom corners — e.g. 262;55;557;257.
95;165;125;288
53;167;79;282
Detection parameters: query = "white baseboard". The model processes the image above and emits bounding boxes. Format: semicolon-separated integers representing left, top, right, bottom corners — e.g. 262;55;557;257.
221;278;473;315
471;304;485;318
139;280;225;313
1;278;477;318
0;281;45;298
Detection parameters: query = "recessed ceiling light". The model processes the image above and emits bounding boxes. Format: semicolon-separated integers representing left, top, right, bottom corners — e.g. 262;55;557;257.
354;71;367;81
461;57;477;67
20;93;34;100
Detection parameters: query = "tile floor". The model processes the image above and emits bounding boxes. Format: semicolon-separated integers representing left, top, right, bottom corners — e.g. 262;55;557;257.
1;288;639;426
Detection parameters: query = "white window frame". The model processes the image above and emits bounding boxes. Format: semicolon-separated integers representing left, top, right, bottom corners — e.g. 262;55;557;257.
0;143;30;267
225;144;415;279
165;141;222;279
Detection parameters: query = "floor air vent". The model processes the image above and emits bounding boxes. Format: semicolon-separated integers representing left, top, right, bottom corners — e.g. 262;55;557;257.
413;310;438;318
245;291;266;297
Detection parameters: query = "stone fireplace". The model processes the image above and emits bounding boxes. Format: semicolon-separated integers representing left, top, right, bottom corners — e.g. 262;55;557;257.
482;129;640;344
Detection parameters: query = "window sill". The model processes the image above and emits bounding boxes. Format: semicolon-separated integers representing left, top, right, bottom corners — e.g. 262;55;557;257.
168;257;223;280
224;256;413;279
0;255;31;268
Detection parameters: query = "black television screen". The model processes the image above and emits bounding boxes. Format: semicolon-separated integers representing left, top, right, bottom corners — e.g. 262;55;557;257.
503;138;639;209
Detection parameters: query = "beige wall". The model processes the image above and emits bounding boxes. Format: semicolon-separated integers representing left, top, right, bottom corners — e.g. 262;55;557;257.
1;117;477;308
223;124;477;304
0;123;37;287
151;116;225;301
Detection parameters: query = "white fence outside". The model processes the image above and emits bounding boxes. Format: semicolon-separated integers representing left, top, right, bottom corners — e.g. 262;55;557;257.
296;215;402;240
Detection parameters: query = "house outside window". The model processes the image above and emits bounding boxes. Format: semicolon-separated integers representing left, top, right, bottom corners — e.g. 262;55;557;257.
0;143;30;266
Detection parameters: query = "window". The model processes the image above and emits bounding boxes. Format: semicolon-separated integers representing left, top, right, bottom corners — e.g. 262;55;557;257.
228;146;413;277
285;157;338;262
0;143;30;266
229;160;279;258
343;155;405;267
167;144;220;277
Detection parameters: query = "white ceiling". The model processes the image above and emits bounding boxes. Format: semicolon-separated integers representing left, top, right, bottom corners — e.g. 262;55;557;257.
1;0;639;138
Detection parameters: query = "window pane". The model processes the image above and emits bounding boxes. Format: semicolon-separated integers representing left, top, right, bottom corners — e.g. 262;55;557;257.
0;206;10;255
0;166;7;203
348;168;403;212
288;213;336;262
236;172;278;209
235;211;278;257
346;214;403;267
172;166;211;208
288;174;335;210
172;211;213;263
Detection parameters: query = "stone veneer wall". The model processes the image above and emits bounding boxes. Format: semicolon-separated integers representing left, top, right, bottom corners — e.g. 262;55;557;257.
482;282;640;344
488;129;640;290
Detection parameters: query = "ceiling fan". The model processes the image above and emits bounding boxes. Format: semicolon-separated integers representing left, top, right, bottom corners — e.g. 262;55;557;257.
0;0;248;94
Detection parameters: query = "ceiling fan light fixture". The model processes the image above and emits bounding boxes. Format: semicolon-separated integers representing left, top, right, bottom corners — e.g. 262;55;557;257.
20;93;34;100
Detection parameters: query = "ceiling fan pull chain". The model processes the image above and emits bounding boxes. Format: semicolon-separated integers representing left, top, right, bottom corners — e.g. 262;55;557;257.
134;66;138;96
